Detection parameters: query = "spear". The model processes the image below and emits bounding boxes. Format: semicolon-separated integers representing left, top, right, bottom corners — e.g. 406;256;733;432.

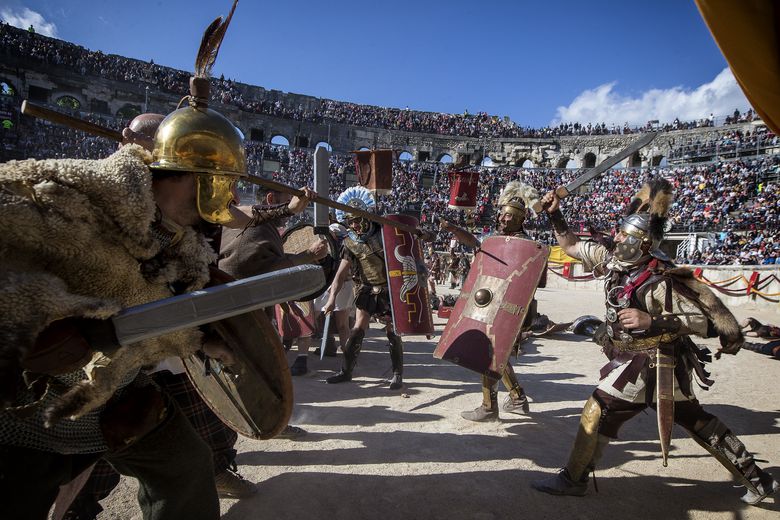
20;100;427;237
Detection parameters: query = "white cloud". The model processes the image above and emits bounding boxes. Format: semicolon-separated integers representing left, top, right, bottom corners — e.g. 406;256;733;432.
551;68;751;127
0;7;58;37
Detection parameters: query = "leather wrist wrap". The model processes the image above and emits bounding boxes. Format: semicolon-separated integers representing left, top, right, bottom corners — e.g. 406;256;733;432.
548;209;569;234
647;314;682;336
250;203;292;226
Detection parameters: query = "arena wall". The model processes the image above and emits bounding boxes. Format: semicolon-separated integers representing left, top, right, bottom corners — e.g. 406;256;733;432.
545;262;780;311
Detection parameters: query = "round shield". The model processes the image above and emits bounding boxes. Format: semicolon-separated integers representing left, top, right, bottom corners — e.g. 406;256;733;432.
282;223;338;301
183;267;293;439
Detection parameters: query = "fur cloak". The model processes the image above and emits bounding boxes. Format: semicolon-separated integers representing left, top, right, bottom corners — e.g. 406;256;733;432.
0;145;214;438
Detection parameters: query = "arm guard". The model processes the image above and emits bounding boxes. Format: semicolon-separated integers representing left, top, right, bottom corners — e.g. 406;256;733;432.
249;203;293;227
548;209;569;234
647;314;683;336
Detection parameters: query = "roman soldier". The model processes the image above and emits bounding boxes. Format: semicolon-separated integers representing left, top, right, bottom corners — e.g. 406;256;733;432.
322;187;404;390
532;178;778;505
440;181;546;421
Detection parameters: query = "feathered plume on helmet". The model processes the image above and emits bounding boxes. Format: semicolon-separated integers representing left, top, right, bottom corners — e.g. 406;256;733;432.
335;186;375;222
497;181;539;214
188;0;238;109
622;177;674;244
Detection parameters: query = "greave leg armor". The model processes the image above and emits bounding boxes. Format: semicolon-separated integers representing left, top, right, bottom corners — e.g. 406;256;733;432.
326;329;364;384
501;366;530;414
387;331;404;390
532;395;608;496
686;417;778;502
565;396;608;482
461;375;499;422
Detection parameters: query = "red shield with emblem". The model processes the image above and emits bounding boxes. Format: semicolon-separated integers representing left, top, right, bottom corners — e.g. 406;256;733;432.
381;214;434;336
433;236;549;379
275;301;317;340
448;170;480;210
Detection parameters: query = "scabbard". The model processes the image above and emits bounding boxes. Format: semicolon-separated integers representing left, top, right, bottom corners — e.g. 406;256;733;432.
655;344;676;466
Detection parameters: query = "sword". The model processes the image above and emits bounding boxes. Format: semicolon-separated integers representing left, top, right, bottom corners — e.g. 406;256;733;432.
532;131;659;211
320;311;332;361
99;264;324;347
655;343;676;466
313;146;330;235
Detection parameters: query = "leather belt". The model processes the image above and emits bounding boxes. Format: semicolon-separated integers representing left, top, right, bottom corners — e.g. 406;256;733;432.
613;332;678;352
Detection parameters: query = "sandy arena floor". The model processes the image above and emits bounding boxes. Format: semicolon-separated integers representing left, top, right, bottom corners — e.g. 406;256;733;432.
98;285;779;520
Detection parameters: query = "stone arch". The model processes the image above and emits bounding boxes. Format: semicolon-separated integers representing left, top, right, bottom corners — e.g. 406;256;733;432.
521;159;534;168
651;155;667;167
315;141;332;152
398;151;413;162
0;79;17;97
555;156;570;168
55;94;81;110
565;159;578;169
582;152;597;168
481;156;495;167
270;134;290;147
627;151;642;168
438;153;453;164
116;103;141;120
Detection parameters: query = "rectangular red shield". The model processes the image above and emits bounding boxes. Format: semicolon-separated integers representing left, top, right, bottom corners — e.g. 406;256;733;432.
433;236;549;379
381;214;434;336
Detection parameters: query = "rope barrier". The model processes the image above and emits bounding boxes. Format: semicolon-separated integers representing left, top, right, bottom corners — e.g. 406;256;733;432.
694;271;780;300
546;266;595;281
546;262;780;298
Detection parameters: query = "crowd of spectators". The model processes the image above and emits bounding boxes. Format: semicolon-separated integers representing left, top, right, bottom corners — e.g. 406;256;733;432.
4;107;779;264
678;230;780;265
3;22;779;264
668;126;778;161
1;23;761;141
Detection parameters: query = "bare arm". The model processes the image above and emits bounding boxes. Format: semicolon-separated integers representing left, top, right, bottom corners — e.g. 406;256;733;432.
540;190;581;259
439;220;480;249
322;258;351;313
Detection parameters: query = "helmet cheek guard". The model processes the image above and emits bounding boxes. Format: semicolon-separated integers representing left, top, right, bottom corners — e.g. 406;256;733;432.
613;234;647;263
196;174;239;224
497;205;526;232
348;216;370;235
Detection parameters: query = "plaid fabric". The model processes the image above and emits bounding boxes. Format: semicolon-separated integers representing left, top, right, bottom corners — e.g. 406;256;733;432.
69;371;237;507
151;371;238;472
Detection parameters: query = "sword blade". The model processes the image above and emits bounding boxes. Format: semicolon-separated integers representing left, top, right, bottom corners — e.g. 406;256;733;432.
313;146;330;233
558;131;659;198
111;264;325;345
320;312;332;361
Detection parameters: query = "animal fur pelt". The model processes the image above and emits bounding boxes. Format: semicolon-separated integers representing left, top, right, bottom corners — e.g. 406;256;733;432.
624;178;673;243
0;145;214;428
664;266;744;355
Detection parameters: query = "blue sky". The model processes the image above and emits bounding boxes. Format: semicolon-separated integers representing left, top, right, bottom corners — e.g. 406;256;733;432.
0;0;752;128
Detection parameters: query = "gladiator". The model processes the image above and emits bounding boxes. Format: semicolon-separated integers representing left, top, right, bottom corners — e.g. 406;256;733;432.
440;181;546;421
532;178;778;505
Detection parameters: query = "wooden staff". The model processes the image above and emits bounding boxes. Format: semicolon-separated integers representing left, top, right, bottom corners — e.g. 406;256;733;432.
19;100;426;237
21;100;123;142
243;175;422;236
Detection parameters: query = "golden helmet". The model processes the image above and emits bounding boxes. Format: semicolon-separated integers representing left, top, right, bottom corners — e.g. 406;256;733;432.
150;105;246;177
149;103;246;225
